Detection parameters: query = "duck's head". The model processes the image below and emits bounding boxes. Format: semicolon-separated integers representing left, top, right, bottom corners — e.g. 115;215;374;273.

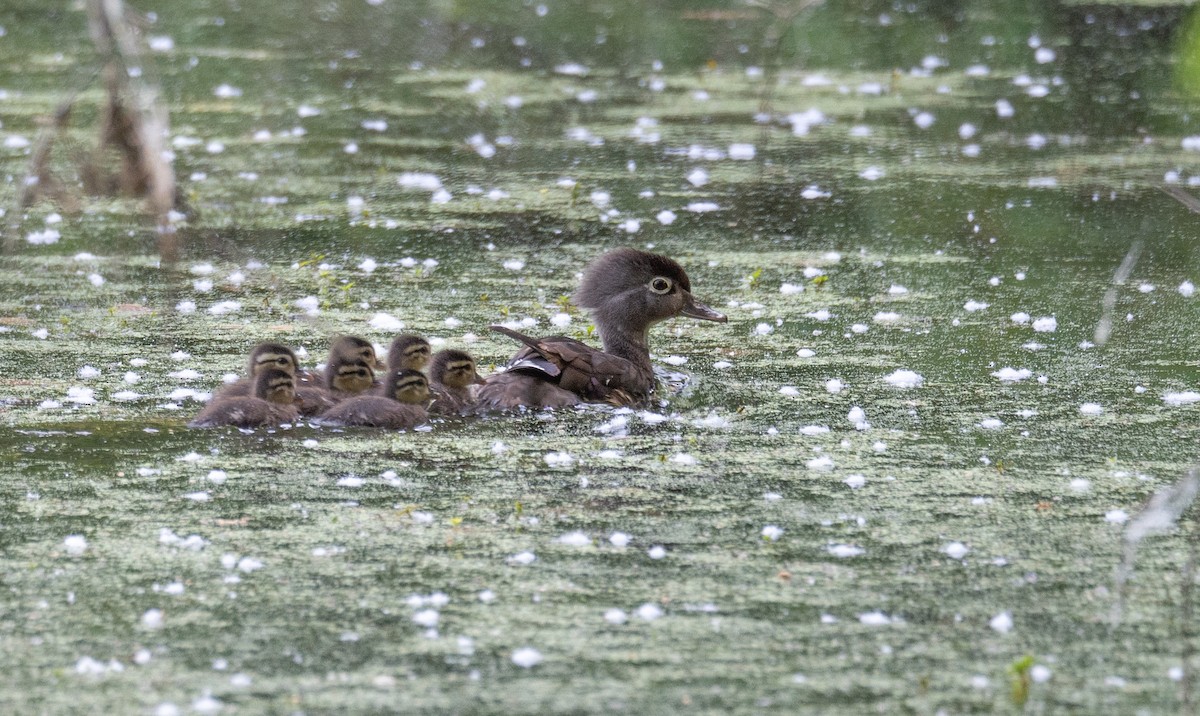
253;367;297;404
431;349;484;390
388;334;432;373
574;248;726;335
327;356;375;394
247;343;299;377
330;335;383;371
386;369;432;405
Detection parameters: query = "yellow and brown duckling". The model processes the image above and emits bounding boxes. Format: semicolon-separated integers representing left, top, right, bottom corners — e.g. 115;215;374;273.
476;248;727;410
189;367;300;428
386;334;432;374
295;335;380;415
428;348;483;416
214;342;299;399
314;369;430;429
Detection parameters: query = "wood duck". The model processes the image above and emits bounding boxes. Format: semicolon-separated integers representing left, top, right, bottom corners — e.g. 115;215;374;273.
295;336;379;415
214;342;299;399
428;348;484;416
314;369;430;429
386;334;433;374
188;367;300;428
475;248;726;410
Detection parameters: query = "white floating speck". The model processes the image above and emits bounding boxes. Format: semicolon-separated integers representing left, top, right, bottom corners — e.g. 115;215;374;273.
807;455;834;471
67;386;96;404
963;300;989;312
796;348;815;358
544;451;574;468
913;111;935;129
761;525;783;541
859;166;885;181
858;611;894;626
302;439;318;449
843;474;866;489
887;285;908;295
943;542;969;559
502;258;525;271
647;545;667;559
825;379;844;394
686;168;709;187
662;355;687;366
609;532;631;547
655;209;677;225
78;365;101;379
827;544;864;558
883;370;924;388
873;311;900;323
368;313;405;331
989;611;1014;633
729;143;756;160
557;531;590;547
670;453;697;466
1165;391;1200;407
336;476;364;488
996;98;1015;118
64;534;88;556
1180;280;1195;297
635;603;664;621
686;201;720;212
512;647;543;668
141;608;164;629
1032;316;1058;332
780;282;803;295
1079;403;1104;416
780;386;801;398
1031;665;1052;683
213;84;242;98
87;273;105;287
358;258;377;273
1105;509;1128;524
604;608;627;625
508;551;536;565
805;309;831;321
978;418;1004;430
753;322;773;335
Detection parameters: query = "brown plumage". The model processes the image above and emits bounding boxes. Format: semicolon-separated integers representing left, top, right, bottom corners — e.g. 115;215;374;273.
213;342;299;399
476;248;726;411
189;368;300;428
315;369;430;429
428;349;483;416
295;336;379;416
386;334;432;374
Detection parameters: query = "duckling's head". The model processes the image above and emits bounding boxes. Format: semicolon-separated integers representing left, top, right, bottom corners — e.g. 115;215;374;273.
388;334;432;372
574;248;726;333
431;349;483;390
329;335;382;371
253;367;297;405
387;369;431;405
327;357;375;394
247;343;299;377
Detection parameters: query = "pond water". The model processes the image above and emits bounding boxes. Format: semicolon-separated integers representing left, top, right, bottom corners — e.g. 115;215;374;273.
2;0;1200;712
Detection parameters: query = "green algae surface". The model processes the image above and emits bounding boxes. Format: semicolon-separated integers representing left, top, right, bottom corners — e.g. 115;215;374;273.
3;1;1200;713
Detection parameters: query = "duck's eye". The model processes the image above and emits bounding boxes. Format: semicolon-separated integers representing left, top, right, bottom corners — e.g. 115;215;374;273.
650;277;672;294
276;357;290;366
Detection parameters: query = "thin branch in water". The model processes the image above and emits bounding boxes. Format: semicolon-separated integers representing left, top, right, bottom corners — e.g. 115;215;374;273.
1093;240;1142;347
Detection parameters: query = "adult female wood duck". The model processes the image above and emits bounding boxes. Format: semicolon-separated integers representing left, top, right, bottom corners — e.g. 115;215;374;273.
214;342;299;399
295;336;380;416
475;248;726;410
314;369;430;429
428;349;483;416
189;367;300;428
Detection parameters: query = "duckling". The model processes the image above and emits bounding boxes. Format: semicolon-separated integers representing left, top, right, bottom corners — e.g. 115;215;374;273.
476;248;726;410
386;334;433;374
428;348;484;415
214;342;299;399
189;367;300;428
295;336;379;415
314;369;431;429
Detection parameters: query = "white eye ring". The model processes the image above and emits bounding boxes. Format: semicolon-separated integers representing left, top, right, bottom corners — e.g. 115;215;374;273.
650;277;672;294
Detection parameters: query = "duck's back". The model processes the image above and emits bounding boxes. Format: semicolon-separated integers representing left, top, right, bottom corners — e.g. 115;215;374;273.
188;397;300;428
316;396;427;429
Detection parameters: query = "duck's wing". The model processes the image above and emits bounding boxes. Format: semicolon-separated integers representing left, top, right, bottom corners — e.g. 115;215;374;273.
485;326;652;407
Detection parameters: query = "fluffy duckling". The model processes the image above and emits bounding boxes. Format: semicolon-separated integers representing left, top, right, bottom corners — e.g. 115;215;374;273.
387;334;432;374
214;342;299;399
295;336;379;415
428;349;483;416
189;368;300;428
314;369;430;429
476;248;726;410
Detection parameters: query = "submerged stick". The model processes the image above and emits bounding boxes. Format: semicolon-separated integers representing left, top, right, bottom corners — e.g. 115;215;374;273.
1092;240;1142;347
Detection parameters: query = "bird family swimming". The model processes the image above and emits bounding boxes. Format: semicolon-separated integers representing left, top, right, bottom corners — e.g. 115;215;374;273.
189;367;300;428
187;248;724;428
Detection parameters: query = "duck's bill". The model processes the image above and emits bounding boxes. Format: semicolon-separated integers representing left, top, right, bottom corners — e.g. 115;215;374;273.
681;295;728;323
